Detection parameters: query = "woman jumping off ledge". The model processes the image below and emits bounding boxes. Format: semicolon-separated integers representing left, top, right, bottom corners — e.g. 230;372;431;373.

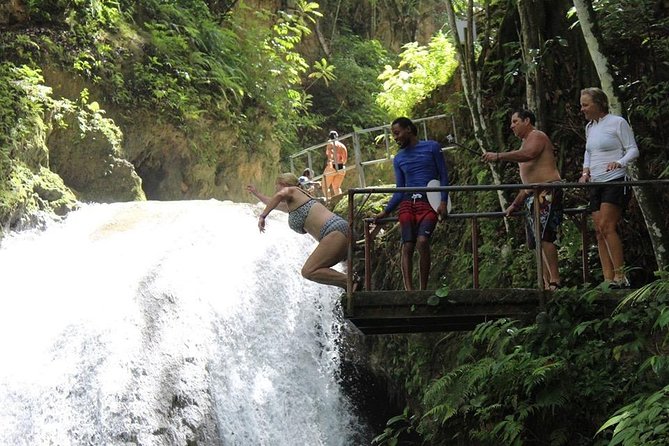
249;173;356;290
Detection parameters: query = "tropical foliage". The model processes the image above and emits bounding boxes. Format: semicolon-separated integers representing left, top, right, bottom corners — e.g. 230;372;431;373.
377;32;459;117
2;0;669;443
371;273;669;445
1;0;330;151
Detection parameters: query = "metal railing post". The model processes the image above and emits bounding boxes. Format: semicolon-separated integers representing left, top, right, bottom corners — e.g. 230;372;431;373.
353;131;366;188
580;214;589;284
364;220;372;291
472;217;479;288
347;189;355;314
532;186;544;290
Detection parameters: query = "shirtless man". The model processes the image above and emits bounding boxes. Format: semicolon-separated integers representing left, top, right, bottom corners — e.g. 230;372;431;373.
482;109;563;290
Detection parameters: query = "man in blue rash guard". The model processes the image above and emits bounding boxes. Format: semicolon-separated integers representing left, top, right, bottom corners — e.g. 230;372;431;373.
374;117;450;291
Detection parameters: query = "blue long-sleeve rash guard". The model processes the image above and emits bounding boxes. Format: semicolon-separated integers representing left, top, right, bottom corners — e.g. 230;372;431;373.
384;140;449;213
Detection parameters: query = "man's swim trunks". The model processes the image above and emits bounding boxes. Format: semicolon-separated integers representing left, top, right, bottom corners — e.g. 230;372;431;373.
524;185;564;248
398;195;438;243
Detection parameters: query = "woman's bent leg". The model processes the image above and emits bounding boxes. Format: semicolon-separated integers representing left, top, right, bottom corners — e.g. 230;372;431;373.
301;231;348;288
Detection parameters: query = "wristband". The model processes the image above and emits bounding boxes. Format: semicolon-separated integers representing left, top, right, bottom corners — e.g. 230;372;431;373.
259;214;267;219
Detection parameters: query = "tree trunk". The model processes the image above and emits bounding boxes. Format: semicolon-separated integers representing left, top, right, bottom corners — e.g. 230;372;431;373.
573;0;668;270
315;18;331;57
516;0;547;128
571;0;620;113
445;0;509;226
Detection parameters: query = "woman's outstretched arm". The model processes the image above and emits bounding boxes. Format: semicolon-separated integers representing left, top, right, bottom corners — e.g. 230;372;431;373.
257;187;293;232
247;184;289;212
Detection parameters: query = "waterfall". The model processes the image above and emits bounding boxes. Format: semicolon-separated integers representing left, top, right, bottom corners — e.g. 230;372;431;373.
0;200;367;445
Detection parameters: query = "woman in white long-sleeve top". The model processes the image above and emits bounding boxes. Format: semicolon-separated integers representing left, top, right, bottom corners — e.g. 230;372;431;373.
578;87;640;288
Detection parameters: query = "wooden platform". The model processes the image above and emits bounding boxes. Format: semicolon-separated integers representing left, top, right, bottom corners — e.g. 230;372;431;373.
344;288;624;335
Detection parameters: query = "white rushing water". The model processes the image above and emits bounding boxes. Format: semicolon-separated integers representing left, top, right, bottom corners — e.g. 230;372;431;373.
0;200;365;445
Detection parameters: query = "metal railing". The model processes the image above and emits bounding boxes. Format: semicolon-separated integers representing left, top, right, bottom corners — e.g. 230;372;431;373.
288;114;456;192
344;179;669;312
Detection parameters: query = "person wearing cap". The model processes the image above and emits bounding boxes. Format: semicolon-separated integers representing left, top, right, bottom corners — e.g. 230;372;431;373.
373;117;449;291
299;168;322;197
322;130;348;200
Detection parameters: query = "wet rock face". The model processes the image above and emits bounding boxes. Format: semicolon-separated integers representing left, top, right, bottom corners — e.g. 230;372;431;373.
48;119;146;203
0;0;28;26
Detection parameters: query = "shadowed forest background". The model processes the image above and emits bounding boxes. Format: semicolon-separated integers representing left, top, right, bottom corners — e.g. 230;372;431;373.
2;0;669;444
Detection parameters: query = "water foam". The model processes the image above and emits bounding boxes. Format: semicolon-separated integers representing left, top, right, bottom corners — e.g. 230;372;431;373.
0;200;363;445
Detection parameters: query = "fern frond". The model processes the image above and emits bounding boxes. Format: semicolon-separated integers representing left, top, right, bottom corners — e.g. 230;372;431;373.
616;273;669;311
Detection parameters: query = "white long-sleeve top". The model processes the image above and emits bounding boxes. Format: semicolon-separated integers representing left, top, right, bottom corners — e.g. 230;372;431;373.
583;113;639;182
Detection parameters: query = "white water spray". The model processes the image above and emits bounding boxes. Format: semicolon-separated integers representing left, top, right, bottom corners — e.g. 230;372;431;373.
0;200;365;445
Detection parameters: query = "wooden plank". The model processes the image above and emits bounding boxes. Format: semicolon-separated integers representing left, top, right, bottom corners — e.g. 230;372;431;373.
343;288;625;335
350;289;543;305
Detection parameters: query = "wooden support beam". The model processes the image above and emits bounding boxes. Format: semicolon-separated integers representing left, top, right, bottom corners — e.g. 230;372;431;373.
344;289;624;335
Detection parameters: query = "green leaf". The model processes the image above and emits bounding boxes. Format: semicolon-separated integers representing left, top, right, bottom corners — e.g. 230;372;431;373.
597;412;629;435
386;414;407;425
86;101;100;112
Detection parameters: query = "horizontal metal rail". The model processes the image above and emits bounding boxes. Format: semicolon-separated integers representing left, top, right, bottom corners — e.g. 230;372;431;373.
345;179;669;313
289;114;452;191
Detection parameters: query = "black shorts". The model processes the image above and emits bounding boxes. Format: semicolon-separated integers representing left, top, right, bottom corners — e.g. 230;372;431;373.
588;178;631;212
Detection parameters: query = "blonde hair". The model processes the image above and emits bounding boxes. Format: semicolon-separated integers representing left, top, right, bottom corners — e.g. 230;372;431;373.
581;87;609;114
276;173;300;187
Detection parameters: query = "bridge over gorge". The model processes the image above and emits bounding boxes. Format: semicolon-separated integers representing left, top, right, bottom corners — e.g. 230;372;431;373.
341;179;669;335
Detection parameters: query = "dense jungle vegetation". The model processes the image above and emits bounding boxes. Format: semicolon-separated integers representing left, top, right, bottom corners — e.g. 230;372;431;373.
2;0;669;444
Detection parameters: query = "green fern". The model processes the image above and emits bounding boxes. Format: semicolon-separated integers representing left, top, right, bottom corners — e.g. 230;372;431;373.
616;268;669;311
597;385;669;445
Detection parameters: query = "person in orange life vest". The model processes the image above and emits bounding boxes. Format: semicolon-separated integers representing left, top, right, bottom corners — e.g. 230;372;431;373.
322;130;348;199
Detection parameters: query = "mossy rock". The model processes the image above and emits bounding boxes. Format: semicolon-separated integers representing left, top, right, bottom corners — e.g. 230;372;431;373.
48;114;145;203
0;161;78;237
